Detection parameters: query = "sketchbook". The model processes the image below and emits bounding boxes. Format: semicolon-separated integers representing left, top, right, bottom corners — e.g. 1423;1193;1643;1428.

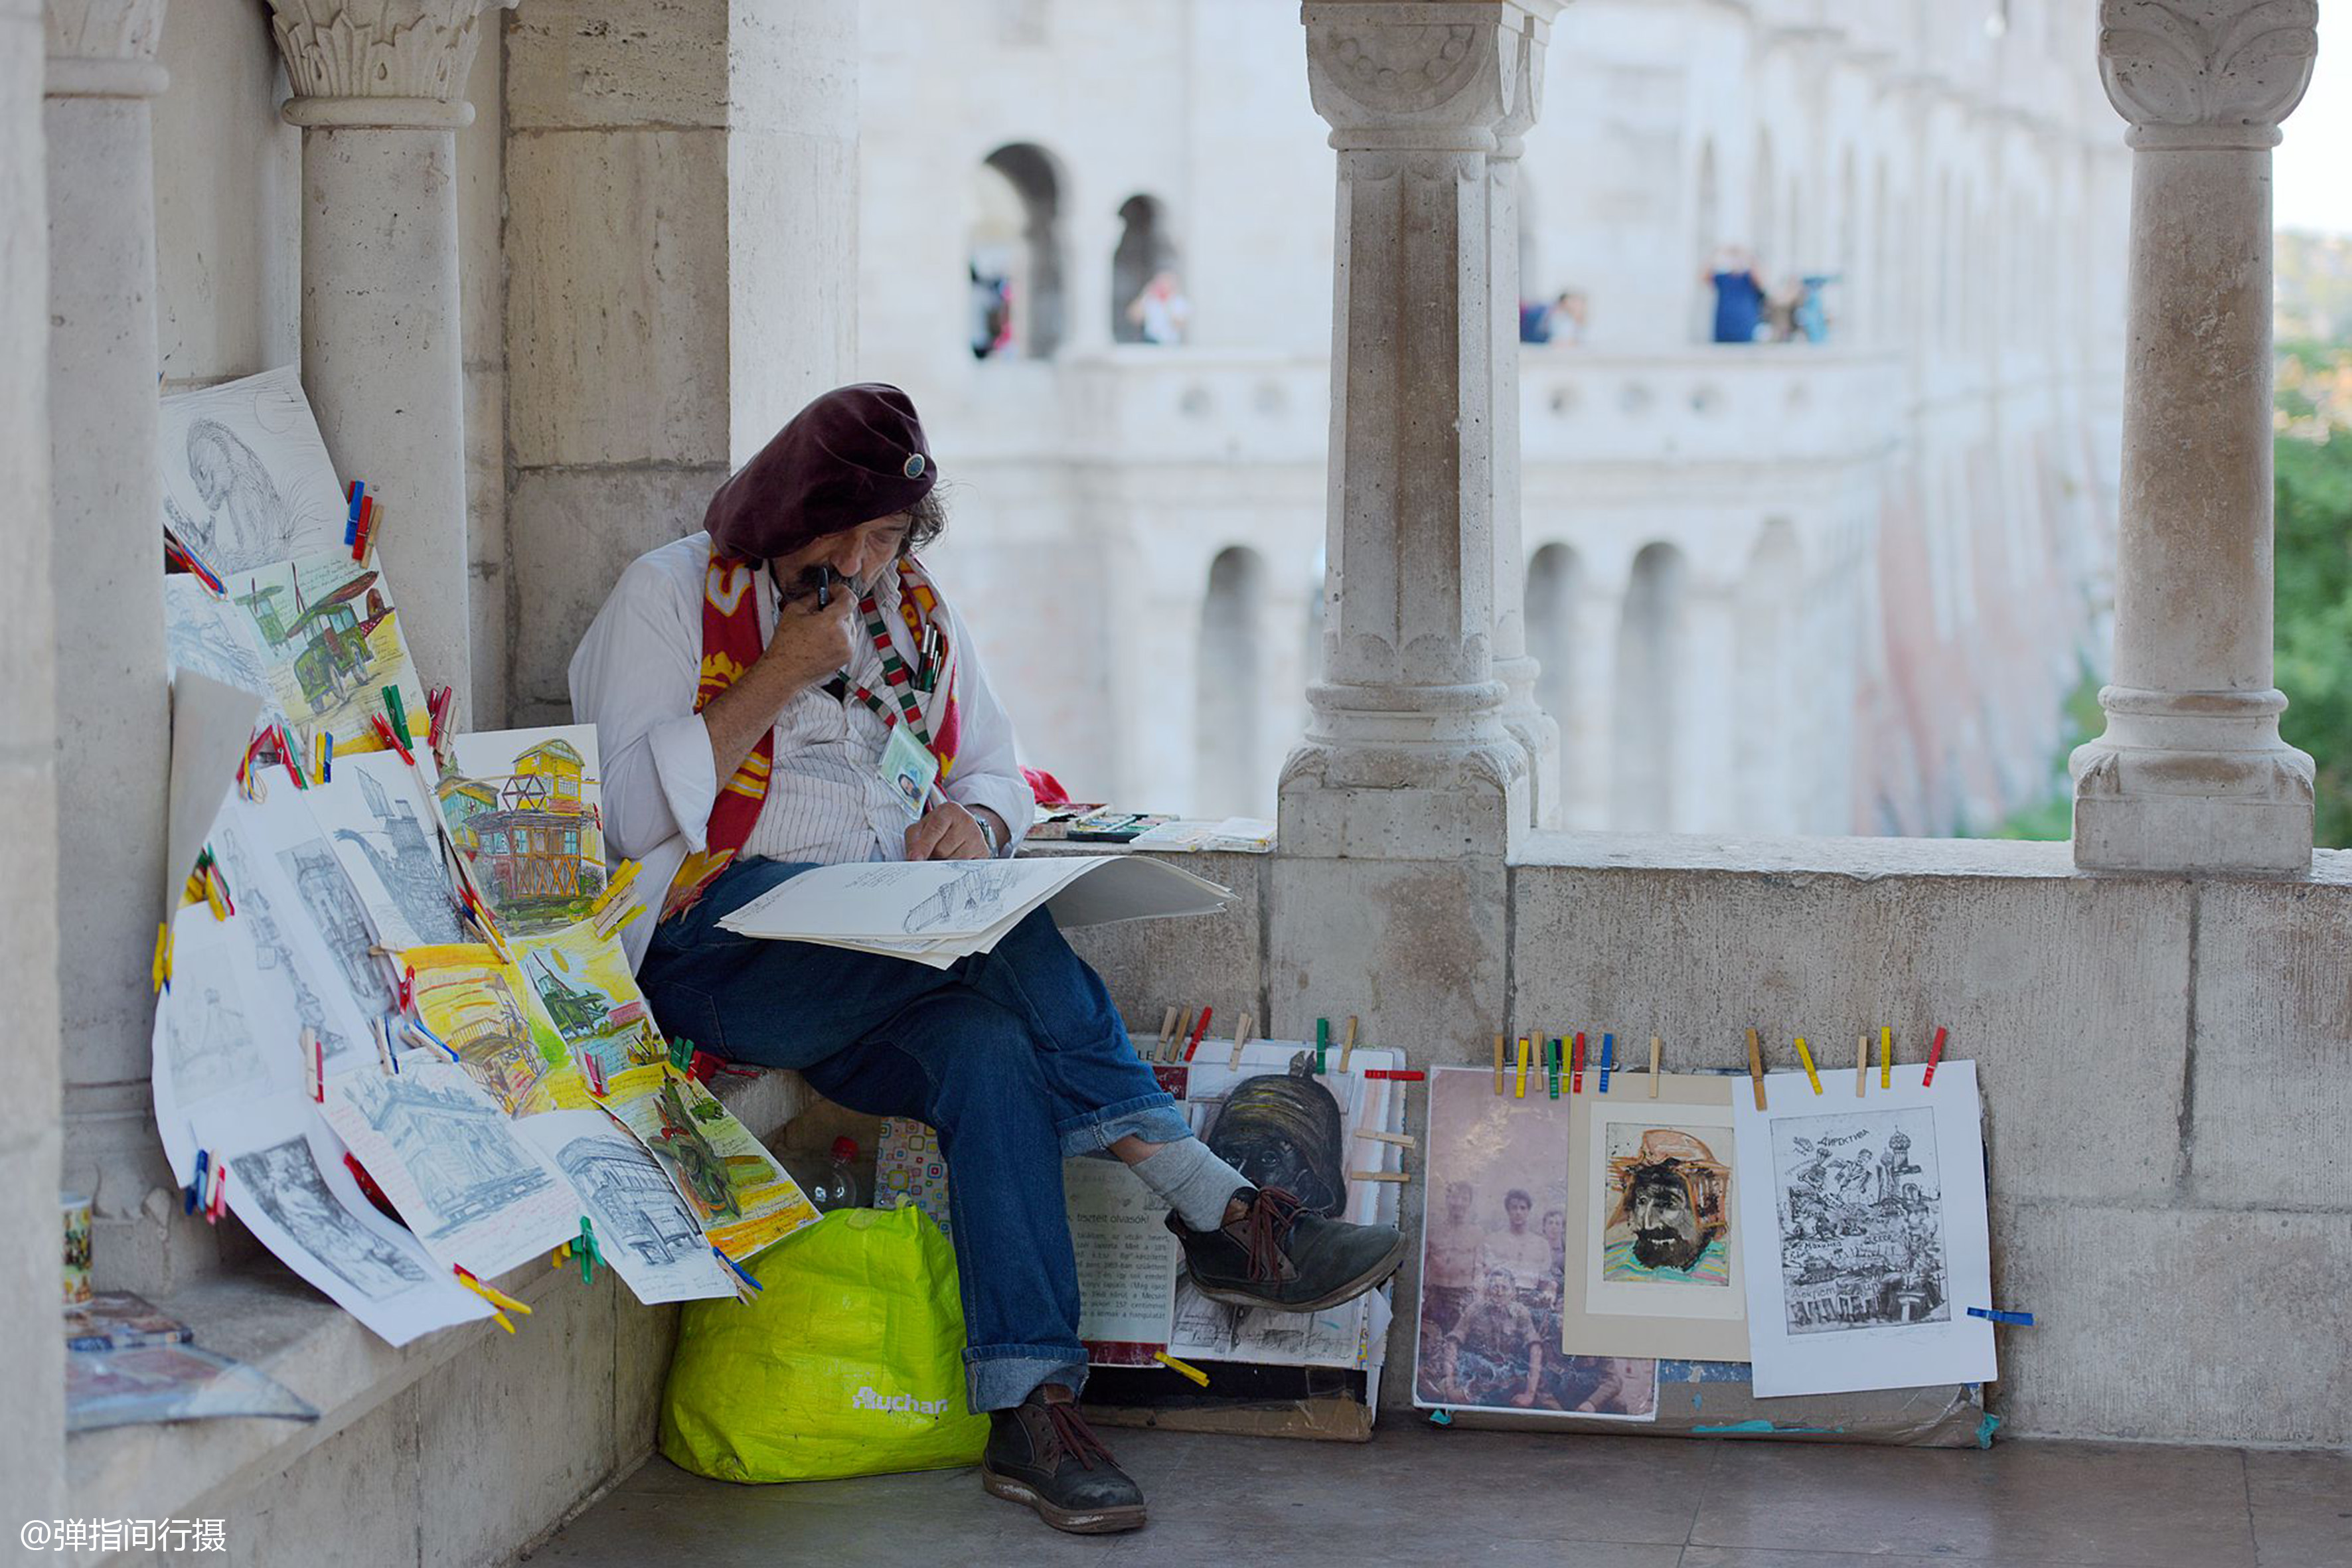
714;854;1231;965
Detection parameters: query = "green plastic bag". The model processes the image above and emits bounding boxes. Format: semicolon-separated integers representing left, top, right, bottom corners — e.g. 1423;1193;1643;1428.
659;1203;988;1483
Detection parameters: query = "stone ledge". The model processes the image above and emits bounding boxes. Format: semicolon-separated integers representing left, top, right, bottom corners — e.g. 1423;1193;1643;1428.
1517;828;2352;886
67;1065;810;1535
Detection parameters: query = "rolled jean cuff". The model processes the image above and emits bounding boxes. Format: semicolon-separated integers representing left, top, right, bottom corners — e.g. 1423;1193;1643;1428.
965;1344;1090;1413
1055;1092;1192;1158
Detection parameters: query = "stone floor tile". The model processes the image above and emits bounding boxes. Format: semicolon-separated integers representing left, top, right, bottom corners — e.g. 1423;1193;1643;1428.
2245;1448;2352;1568
1687;1439;2256;1567
1680;1551;2096;1568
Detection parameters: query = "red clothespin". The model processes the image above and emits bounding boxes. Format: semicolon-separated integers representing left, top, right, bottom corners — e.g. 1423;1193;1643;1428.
398;965;416;1012
275;726;307;791
1363;1069;1425;1082
583;1054;609;1098
1923;1025;1948;1087
370;714;416;766
1182;1006;1213;1062
1571;1032;1586;1095
205;1164;228;1223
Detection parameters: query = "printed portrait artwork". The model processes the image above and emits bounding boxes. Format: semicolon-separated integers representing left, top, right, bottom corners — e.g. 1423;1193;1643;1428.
1413;1067;1658;1421
1769;1107;1949;1336
1601;1121;1733;1288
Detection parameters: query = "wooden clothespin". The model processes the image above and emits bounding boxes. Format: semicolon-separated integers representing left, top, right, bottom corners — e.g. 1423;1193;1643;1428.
1338;1016;1358;1073
1355;1129;1417;1149
1227;1013;1255;1071
1157;1006;1181;1061
1648;1036;1662;1098
1348;1170;1413;1184
1855;1032;1869;1098
714;1245;762;1297
1492;1034;1506;1097
303;1026;323;1103
1168;1009;1194;1065
1747;1028;1768;1111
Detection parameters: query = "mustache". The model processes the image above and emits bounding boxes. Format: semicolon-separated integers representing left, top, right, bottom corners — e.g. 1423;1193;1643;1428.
1635;1227;1689;1243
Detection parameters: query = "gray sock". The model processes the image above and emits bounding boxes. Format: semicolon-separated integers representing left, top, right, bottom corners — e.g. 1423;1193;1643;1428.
1130;1140;1250;1233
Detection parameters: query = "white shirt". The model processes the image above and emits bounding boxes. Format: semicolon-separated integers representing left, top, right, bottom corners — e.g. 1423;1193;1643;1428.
569;532;1036;970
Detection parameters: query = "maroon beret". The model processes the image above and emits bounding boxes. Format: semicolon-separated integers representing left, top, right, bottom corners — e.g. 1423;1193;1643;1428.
704;382;937;562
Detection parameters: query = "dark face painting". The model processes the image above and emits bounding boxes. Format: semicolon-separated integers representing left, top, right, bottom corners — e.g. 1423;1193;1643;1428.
1628;1166;1705;1271
1204;1051;1348;1217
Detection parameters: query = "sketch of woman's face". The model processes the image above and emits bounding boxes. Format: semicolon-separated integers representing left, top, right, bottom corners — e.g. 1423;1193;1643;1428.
189;427;238;508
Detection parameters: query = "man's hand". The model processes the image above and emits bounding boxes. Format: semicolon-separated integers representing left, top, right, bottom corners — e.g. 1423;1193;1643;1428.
702;588;856;783
905;801;1000;862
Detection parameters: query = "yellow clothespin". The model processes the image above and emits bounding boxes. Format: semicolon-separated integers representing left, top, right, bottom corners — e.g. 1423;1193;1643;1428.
151;922;173;993
1154;1351;1210;1387
1794;1035;1822;1095
1879;1025;1893;1090
1514;1036;1530;1099
453;1266;534;1333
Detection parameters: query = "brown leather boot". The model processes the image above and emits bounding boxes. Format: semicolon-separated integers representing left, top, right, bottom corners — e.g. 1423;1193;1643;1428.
979;1389;1146;1535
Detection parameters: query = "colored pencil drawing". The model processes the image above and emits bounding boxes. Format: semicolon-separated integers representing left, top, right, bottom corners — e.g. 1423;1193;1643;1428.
228;1135;432;1300
514;1111;740;1305
439;727;607;935
1600;1122;1733;1288
406;946;569;1115
1769;1107;1949;1335
157;367;348;576
306;757;465;950
321;1065;578;1278
509;922;666;1077
603;1069;818;1260
223;546;428;760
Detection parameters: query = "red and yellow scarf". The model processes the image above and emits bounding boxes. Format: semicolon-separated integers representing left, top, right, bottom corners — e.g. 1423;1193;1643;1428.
663;552;961;918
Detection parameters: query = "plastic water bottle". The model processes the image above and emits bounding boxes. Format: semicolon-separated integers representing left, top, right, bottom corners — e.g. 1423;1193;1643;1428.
799;1136;865;1212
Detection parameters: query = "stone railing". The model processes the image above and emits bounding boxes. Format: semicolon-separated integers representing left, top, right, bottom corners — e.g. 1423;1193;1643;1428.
944;343;1909;475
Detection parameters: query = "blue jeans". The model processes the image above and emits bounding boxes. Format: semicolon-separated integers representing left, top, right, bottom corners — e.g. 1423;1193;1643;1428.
637;857;1193;1412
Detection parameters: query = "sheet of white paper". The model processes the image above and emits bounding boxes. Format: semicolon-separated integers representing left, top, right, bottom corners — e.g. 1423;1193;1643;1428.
151;901;310;1186
193;1101;491;1346
158;366;349;574
1731;1061;1996;1399
1067;1157;1181;1348
303;755;467;951
164;576;287;730
165;670;265;914
320;1062;581;1279
514;1110;737;1304
239;775;402;1019
209;797;375;1075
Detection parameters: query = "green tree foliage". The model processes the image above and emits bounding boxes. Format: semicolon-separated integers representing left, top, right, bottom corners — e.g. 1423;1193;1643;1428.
2273;412;2352;848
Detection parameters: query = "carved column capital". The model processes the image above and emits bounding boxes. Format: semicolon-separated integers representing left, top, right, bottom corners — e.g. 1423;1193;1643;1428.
45;0;167;98
266;0;513;129
2098;0;2315;148
1302;2;1550;150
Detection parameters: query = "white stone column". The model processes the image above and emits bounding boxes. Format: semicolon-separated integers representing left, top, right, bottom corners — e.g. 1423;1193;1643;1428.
7;0;63;1530
1486;19;1563;830
2069;0;2316;872
266;0;509;717
1282;1;1559;862
46;0;175;1291
1067;201;1121;353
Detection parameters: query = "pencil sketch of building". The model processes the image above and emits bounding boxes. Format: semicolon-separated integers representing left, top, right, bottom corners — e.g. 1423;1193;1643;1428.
1770;1108;1948;1335
214;824;357;1067
277;836;396;1015
165;979;264;1104
332;765;464;947
229;1137;430;1300
162;576;275;708
346;1074;554;1238
555;1133;703;1268
902;861;1024;934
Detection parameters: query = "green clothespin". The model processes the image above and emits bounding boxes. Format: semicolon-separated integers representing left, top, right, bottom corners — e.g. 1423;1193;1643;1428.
576;1217;599;1284
1315;1017;1329;1075
668;1034;695;1075
382;685;410;749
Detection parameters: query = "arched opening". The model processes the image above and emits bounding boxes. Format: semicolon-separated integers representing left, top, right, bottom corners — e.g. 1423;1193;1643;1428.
1196;546;1267;818
1733;520;1804;833
1611;543;1687;830
1526;542;1581;740
1112;194;1183;345
970;143;1067;360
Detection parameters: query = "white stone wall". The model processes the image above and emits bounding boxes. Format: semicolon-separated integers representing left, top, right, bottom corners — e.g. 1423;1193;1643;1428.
852;0;2127;834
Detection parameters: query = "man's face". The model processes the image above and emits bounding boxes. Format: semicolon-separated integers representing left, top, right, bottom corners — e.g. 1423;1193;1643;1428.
1543;1212;1566;1249
1506;1196;1530;1231
1482;1270;1513;1303
1628;1166;1706;1271
770;510;913;597
1446;1186;1474;1222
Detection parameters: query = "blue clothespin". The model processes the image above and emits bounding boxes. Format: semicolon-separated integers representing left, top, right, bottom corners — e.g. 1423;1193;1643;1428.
345;480;366;545
1967;1307;2035;1327
1599;1032;1615;1095
185;1149;208;1215
714;1245;761;1296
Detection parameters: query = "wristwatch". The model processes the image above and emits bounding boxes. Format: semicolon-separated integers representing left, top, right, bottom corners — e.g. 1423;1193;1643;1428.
975;813;1000;856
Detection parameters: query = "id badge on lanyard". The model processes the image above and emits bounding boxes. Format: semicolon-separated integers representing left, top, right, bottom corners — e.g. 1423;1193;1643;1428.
878;720;939;823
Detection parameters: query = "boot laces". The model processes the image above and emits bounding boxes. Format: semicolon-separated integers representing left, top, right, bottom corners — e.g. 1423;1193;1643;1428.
1238;1186;1306;1283
1042;1400;1117;1472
